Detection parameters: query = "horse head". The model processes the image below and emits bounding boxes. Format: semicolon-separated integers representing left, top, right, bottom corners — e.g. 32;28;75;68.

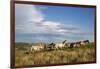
62;40;67;44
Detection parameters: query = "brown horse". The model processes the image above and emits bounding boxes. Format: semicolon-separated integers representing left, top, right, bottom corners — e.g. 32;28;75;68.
81;40;89;46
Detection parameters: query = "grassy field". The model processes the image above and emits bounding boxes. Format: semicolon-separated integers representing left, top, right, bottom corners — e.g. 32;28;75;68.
15;43;95;67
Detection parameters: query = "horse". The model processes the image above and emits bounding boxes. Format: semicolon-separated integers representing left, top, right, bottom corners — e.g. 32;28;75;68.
46;42;55;50
75;41;81;47
55;40;67;49
81;40;89;46
30;43;44;52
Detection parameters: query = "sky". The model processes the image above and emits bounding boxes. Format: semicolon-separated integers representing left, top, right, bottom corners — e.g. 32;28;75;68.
15;3;95;43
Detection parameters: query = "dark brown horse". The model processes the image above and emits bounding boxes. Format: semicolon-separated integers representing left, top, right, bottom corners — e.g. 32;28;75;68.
83;40;89;43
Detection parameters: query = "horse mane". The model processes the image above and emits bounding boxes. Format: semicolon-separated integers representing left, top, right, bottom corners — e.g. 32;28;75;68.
49;43;54;45
83;40;89;42
62;40;66;44
49;42;55;46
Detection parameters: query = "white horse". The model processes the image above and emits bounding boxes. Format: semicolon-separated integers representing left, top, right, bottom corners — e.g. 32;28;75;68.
55;40;67;49
30;43;44;52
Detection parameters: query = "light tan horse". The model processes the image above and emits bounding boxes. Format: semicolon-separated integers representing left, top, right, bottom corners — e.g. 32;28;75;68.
30;43;44;52
55;40;67;49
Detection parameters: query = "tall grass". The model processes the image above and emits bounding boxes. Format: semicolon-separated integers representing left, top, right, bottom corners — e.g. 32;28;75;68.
15;43;95;67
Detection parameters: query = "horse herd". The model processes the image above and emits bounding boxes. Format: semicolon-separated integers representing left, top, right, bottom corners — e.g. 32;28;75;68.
30;40;90;52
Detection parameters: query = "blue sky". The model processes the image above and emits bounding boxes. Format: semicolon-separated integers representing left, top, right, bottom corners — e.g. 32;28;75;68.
15;4;95;43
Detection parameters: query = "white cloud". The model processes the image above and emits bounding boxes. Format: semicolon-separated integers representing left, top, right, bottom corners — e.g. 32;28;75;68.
16;4;44;22
15;4;80;35
15;4;45;34
43;21;60;32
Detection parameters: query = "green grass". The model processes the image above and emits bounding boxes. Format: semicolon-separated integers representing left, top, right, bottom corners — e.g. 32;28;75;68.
15;43;95;67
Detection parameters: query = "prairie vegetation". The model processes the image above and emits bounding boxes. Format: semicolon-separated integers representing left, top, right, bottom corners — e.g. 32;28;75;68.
15;42;95;67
